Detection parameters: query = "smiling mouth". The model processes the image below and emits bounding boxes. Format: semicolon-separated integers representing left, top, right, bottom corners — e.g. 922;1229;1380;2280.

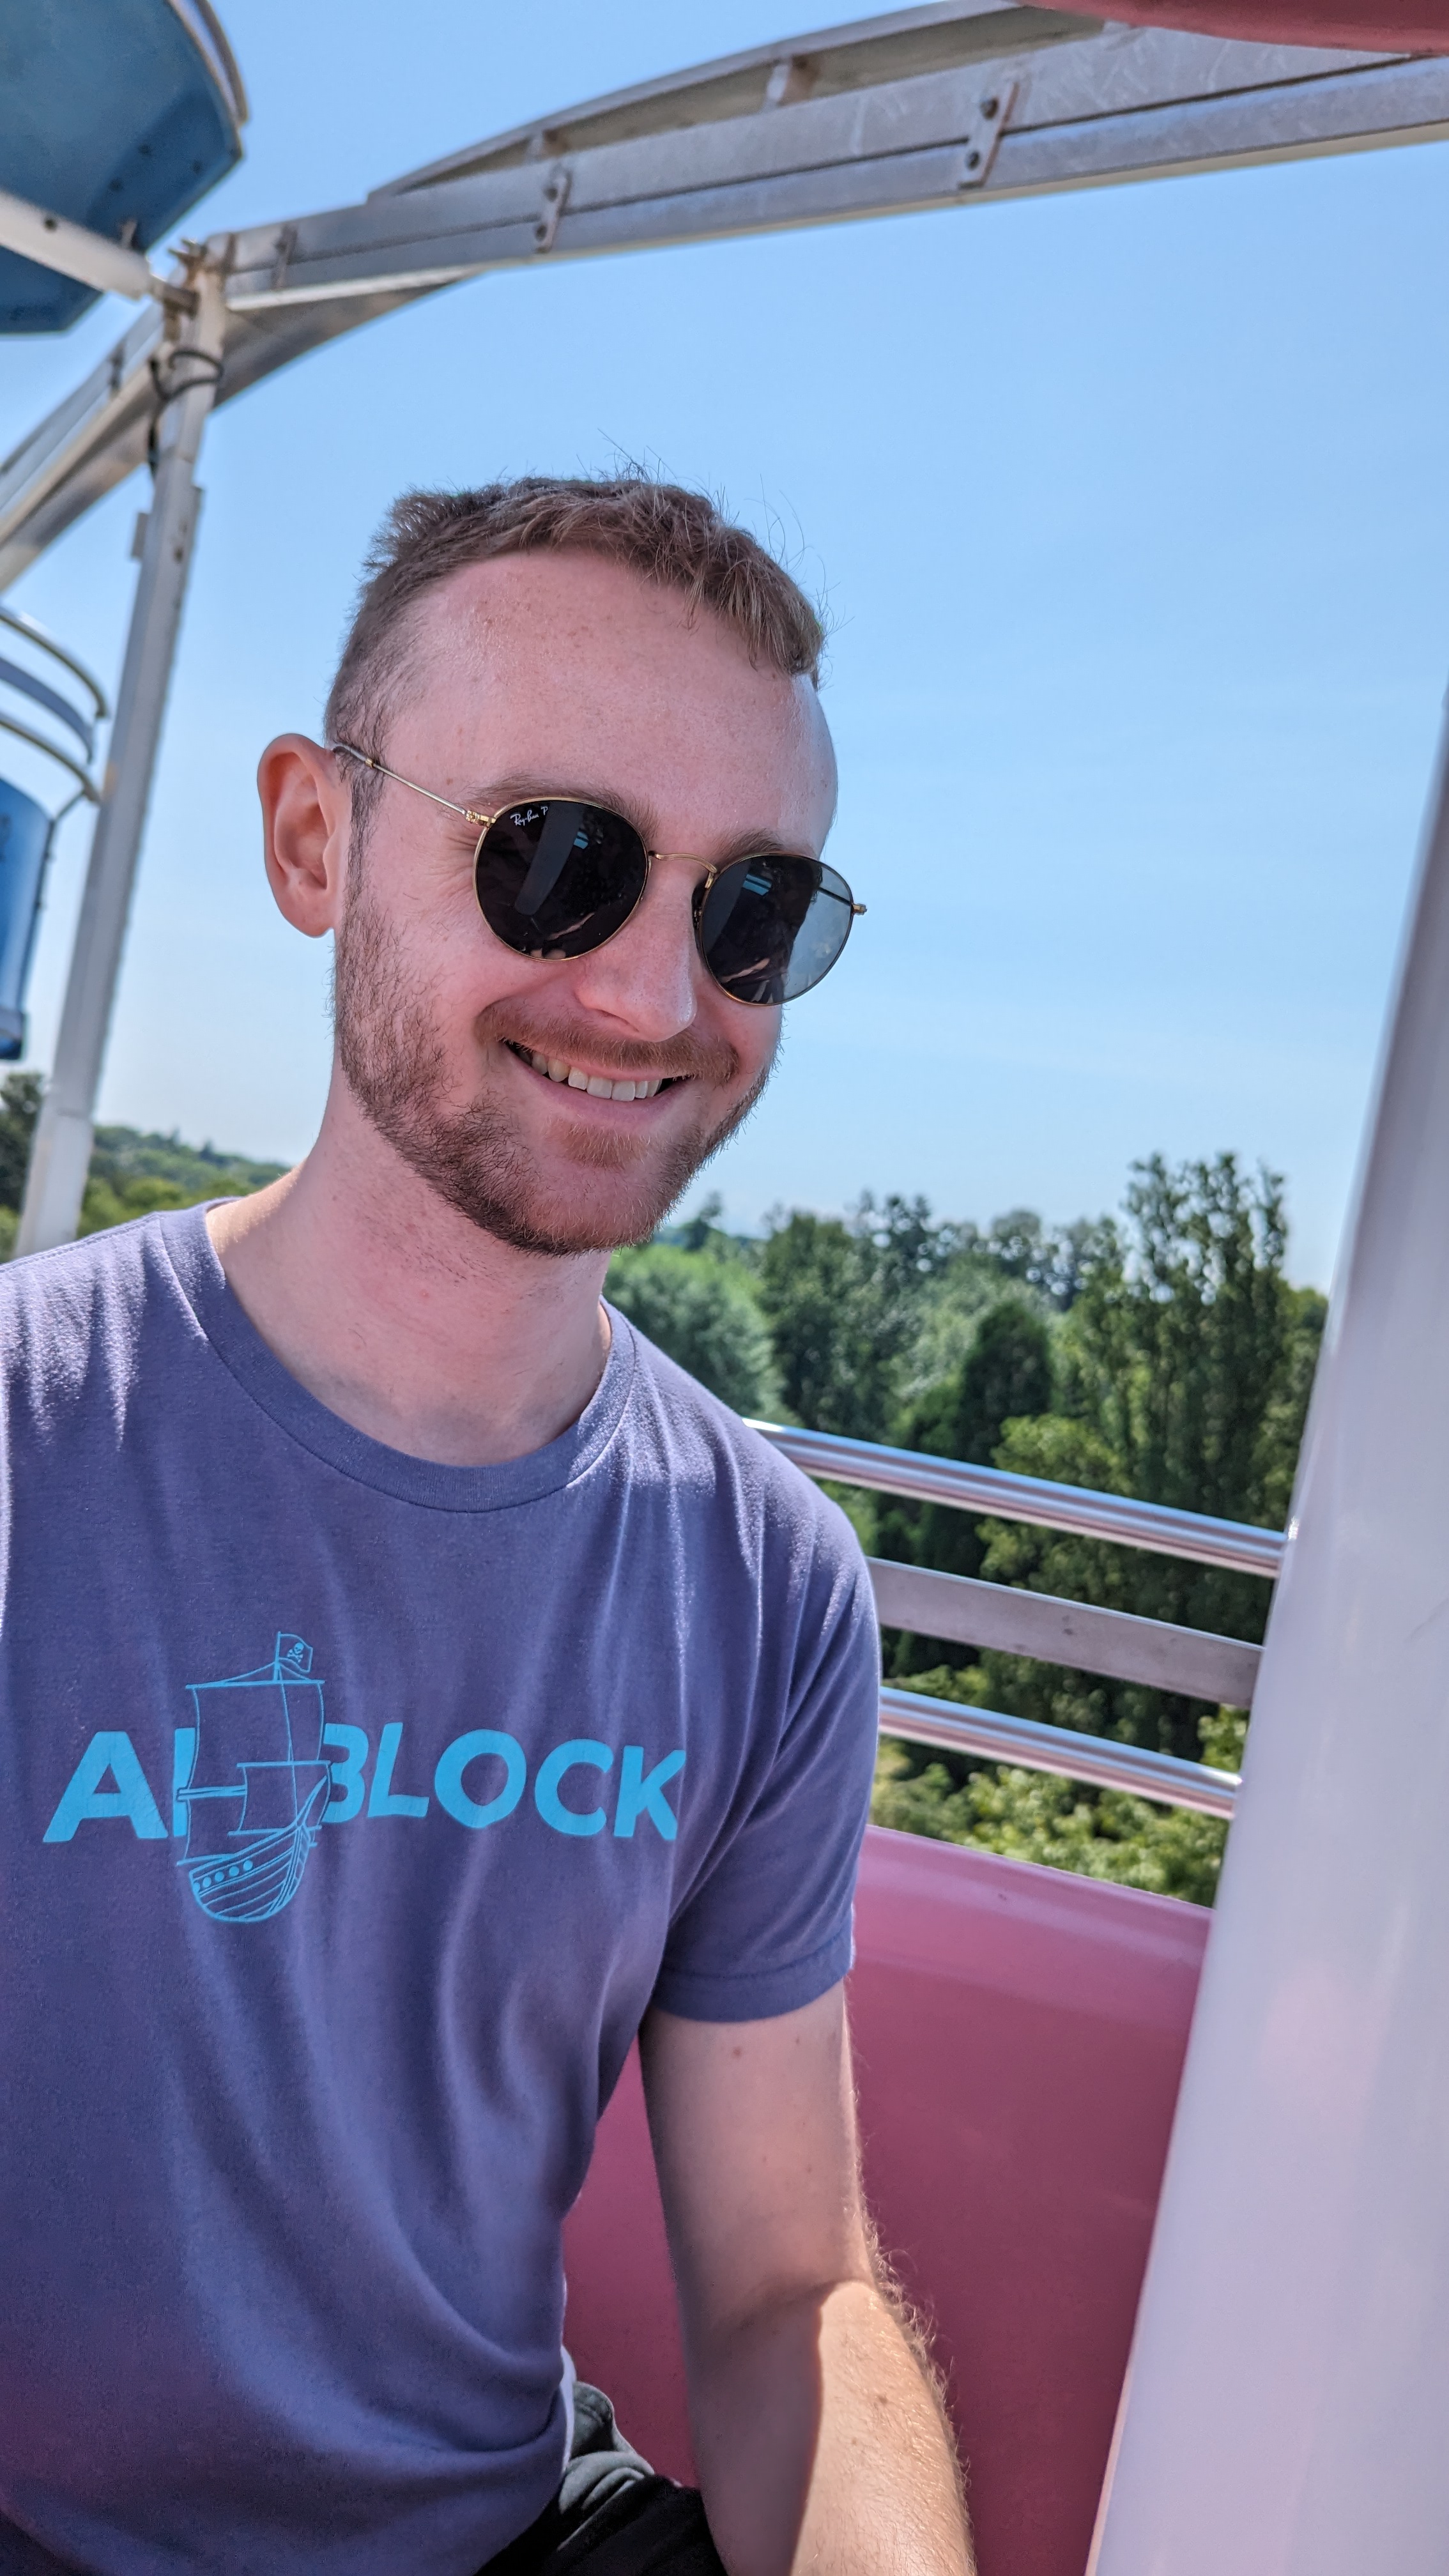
505;1041;682;1102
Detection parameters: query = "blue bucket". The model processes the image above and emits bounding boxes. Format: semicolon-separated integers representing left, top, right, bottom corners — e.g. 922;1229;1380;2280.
0;781;53;1060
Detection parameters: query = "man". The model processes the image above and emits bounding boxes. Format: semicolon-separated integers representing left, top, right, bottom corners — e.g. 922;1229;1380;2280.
0;478;970;2576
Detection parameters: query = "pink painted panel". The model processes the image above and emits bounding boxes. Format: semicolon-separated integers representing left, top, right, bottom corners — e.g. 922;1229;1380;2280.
1090;3;1448;46
562;1825;1209;2576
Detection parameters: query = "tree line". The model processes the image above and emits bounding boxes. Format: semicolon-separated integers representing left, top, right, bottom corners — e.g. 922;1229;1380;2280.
0;1071;284;1255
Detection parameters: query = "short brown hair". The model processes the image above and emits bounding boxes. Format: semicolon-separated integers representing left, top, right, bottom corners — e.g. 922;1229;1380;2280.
324;475;825;801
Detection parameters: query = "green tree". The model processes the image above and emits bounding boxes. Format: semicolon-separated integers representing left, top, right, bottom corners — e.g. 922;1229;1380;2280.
606;1243;780;1416
879;1297;1055;1669
754;1195;962;1443
1061;1154;1307;1533
84;1123;286;1208
976;1206;1101;1310
975;1158;1322;1758
0;1071;40;1211
0;1082;286;1255
755;1213;901;1439
872;1706;1246;1908
884;1156;1324;1766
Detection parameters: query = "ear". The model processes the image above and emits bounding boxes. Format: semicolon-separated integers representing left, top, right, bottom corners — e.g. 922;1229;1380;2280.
259;734;352;937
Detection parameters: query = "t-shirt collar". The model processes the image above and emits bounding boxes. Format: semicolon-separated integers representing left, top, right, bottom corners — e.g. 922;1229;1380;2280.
156;1201;637;1512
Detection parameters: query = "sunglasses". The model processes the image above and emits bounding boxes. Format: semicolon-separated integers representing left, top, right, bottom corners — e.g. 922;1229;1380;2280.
332;744;864;1006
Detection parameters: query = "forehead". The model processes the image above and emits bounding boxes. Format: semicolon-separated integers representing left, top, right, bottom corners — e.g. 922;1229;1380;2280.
390;550;836;839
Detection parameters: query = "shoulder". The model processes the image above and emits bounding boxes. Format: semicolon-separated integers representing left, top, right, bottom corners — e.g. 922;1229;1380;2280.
0;1210;195;1415
608;1306;868;1603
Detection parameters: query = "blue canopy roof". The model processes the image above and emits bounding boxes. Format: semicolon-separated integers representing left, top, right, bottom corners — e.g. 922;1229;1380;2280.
0;0;246;332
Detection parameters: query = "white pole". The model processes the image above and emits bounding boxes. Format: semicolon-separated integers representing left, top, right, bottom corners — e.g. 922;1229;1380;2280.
1089;703;1449;2575
17;263;226;1258
0;185;163;303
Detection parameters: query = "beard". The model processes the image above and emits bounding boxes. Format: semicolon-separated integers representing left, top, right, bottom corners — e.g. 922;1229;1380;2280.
333;882;773;1257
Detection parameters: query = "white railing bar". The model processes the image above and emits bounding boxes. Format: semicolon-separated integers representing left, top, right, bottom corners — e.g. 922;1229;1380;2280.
0;603;108;719
750;1420;1285;1579
867;1557;1261;1706
0;710;99;802
878;1685;1241;1820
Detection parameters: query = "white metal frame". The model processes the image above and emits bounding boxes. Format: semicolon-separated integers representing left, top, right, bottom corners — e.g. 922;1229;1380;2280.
15;261;227;1255
1088;690;1449;2576
880;1680;1241;1814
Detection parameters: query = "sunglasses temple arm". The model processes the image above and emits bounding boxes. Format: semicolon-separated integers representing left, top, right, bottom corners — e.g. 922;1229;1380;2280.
332;743;490;830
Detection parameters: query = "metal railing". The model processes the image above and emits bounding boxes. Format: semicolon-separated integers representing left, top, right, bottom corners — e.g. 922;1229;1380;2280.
880;1686;1239;1820
0;604;107;807
749;1421;1284;1575
748;1420;1275;1818
866;1556;1261;1710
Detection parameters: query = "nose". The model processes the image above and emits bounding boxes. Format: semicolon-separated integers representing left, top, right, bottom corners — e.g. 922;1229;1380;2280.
565;854;704;1038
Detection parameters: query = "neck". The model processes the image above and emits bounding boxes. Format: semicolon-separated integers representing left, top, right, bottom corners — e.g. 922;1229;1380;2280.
206;1077;612;1467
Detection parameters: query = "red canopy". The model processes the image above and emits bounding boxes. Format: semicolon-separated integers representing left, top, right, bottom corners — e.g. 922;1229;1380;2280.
1096;4;1448;49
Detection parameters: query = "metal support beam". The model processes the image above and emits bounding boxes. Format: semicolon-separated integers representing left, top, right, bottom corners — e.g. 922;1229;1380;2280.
222;33;1432;314
17;264;227;1259
1088;701;1449;2574
4;16;1449;592
0;186;171;305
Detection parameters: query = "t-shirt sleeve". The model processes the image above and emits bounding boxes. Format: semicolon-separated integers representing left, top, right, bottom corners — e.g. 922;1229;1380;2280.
650;1505;880;2023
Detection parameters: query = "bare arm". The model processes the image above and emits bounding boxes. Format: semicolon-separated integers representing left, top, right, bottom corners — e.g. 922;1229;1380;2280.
640;1985;972;2576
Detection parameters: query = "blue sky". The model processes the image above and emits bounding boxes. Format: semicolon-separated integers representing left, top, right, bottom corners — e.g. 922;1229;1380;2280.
5;1;1448;1284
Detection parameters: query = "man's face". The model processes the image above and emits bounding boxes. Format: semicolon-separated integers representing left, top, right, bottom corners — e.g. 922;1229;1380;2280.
330;551;838;1257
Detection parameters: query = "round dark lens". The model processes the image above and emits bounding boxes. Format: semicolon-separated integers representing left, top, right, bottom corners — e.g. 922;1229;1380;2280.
475;801;648;958
696;855;855;1004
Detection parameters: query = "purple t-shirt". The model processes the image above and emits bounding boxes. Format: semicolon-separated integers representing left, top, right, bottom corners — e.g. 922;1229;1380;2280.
0;1206;878;2576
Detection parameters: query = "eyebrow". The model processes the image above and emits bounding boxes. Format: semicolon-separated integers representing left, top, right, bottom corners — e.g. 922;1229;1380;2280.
467;778;816;862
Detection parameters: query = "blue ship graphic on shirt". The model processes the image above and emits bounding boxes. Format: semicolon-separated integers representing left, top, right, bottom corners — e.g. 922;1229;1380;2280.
176;1635;330;1923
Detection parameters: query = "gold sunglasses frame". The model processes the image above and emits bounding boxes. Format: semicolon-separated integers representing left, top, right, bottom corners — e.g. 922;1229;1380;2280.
332;742;864;1006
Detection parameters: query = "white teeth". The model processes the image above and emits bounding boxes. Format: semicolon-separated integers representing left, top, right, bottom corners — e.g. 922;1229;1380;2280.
517;1043;666;1099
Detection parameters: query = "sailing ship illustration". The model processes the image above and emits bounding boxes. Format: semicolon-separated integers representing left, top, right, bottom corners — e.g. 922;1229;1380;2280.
176;1634;332;1923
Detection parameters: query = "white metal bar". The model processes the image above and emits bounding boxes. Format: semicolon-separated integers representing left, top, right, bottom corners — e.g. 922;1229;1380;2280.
867;1556;1262;1705
878;1685;1239;1817
0;712;98;804
0;187;164;304
375;2;1098;193
0;654;94;756
17;271;227;1259
4;27;1448;592
0;608;107;721
170;0;250;132
224;43;1437;312
749;1420;1284;1577
1088;702;1449;2575
0;305;165;590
